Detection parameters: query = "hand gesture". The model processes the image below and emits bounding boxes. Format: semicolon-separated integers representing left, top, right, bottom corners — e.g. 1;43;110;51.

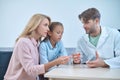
73;53;80;64
86;51;108;68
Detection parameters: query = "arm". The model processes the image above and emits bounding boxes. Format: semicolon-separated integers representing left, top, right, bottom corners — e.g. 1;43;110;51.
18;40;45;77
87;30;120;68
59;41;68;56
44;56;70;71
104;30;120;68
18;40;70;77
86;52;109;68
39;42;49;64
73;39;82;64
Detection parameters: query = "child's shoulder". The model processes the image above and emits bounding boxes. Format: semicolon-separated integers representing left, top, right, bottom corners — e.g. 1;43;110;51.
40;39;49;46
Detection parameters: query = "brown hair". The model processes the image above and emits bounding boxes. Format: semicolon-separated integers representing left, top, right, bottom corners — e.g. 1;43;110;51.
49;22;63;32
43;22;63;41
78;8;101;23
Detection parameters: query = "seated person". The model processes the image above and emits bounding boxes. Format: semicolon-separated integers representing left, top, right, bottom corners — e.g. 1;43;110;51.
39;22;68;70
73;8;120;68
4;14;70;80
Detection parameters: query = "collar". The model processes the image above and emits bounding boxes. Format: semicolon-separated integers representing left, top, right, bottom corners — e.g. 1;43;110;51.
83;26;109;48
31;38;39;47
48;39;58;49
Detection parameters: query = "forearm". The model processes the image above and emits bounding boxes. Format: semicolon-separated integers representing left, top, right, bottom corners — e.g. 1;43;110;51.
44;59;58;72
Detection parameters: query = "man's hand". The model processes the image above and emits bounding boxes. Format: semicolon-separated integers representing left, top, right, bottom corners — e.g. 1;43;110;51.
73;53;81;64
86;51;109;68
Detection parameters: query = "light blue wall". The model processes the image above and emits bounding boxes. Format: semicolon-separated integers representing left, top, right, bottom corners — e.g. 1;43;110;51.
0;0;120;47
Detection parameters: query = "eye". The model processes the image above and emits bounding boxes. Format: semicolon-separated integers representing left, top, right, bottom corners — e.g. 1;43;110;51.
57;32;60;34
44;23;48;26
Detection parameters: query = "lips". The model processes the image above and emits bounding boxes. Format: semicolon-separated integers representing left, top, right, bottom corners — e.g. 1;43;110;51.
58;37;61;40
44;32;48;35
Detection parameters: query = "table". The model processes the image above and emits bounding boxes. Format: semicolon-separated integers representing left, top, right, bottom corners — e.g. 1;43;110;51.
44;64;120;80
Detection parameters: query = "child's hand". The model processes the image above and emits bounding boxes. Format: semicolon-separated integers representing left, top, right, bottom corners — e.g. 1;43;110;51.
72;53;80;64
57;56;70;65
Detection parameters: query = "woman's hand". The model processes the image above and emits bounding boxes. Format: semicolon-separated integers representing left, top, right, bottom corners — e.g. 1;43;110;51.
57;56;70;65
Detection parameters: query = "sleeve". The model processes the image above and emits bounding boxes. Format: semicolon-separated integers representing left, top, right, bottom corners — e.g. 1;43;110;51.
59;41;68;56
76;38;88;63
17;40;45;77
104;30;120;68
39;42;49;64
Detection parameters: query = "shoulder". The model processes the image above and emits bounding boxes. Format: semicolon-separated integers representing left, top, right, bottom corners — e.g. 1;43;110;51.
40;39;50;50
40;39;49;45
17;37;31;45
15;37;32;50
77;34;87;42
104;27;119;35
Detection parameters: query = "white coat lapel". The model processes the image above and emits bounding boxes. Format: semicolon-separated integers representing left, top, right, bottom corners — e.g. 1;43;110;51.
83;34;95;48
97;27;109;48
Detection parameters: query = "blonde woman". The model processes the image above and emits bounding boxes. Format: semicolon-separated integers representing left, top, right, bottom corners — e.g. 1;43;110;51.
4;14;70;80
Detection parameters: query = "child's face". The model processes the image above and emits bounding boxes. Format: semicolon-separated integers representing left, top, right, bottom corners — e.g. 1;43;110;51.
49;25;63;42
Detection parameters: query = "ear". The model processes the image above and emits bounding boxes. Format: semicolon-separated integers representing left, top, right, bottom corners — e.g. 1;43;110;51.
95;18;100;24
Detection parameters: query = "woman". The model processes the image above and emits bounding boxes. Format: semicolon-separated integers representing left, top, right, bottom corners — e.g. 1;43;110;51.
4;14;70;80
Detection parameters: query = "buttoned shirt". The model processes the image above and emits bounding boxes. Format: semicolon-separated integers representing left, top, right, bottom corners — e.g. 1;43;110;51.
39;39;67;64
4;37;45;80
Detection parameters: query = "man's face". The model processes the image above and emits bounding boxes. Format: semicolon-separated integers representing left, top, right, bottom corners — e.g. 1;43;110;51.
81;18;97;34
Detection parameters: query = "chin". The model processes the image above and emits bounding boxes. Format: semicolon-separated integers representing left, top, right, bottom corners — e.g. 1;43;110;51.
44;35;47;37
86;31;90;34
42;34;47;37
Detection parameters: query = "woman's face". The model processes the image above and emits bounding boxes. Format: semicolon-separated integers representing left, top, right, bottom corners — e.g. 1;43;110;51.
36;18;50;37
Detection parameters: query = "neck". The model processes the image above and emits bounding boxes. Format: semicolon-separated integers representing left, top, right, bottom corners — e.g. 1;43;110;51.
90;26;101;37
50;38;56;48
31;31;41;41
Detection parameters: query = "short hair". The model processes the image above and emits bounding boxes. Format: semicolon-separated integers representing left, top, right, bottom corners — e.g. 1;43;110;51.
78;8;101;23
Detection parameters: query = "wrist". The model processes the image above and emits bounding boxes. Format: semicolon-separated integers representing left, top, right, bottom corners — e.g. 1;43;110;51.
102;61;109;68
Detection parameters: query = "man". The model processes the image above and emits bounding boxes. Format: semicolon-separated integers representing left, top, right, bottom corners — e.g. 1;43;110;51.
73;8;120;68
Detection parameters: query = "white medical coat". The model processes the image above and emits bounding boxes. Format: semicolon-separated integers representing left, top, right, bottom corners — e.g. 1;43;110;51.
76;27;120;68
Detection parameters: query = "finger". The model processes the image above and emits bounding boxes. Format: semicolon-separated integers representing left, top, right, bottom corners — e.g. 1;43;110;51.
73;55;79;59
87;63;95;68
86;61;95;67
86;60;94;64
95;51;99;59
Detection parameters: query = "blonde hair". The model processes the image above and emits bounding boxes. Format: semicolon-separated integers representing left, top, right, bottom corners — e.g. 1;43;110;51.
16;14;51;42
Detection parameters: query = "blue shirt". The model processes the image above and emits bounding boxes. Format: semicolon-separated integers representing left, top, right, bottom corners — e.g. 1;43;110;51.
39;39;67;64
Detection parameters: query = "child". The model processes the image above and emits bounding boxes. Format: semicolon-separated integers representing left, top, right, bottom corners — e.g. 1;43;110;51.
39;22;68;67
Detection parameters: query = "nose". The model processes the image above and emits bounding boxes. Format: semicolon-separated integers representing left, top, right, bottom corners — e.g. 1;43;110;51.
59;33;62;38
47;26;49;32
83;24;87;29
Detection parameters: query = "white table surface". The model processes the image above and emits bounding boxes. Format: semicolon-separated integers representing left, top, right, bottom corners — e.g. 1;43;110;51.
45;64;120;80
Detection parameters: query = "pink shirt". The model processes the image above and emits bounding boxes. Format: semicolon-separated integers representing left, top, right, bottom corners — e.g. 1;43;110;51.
4;37;45;80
